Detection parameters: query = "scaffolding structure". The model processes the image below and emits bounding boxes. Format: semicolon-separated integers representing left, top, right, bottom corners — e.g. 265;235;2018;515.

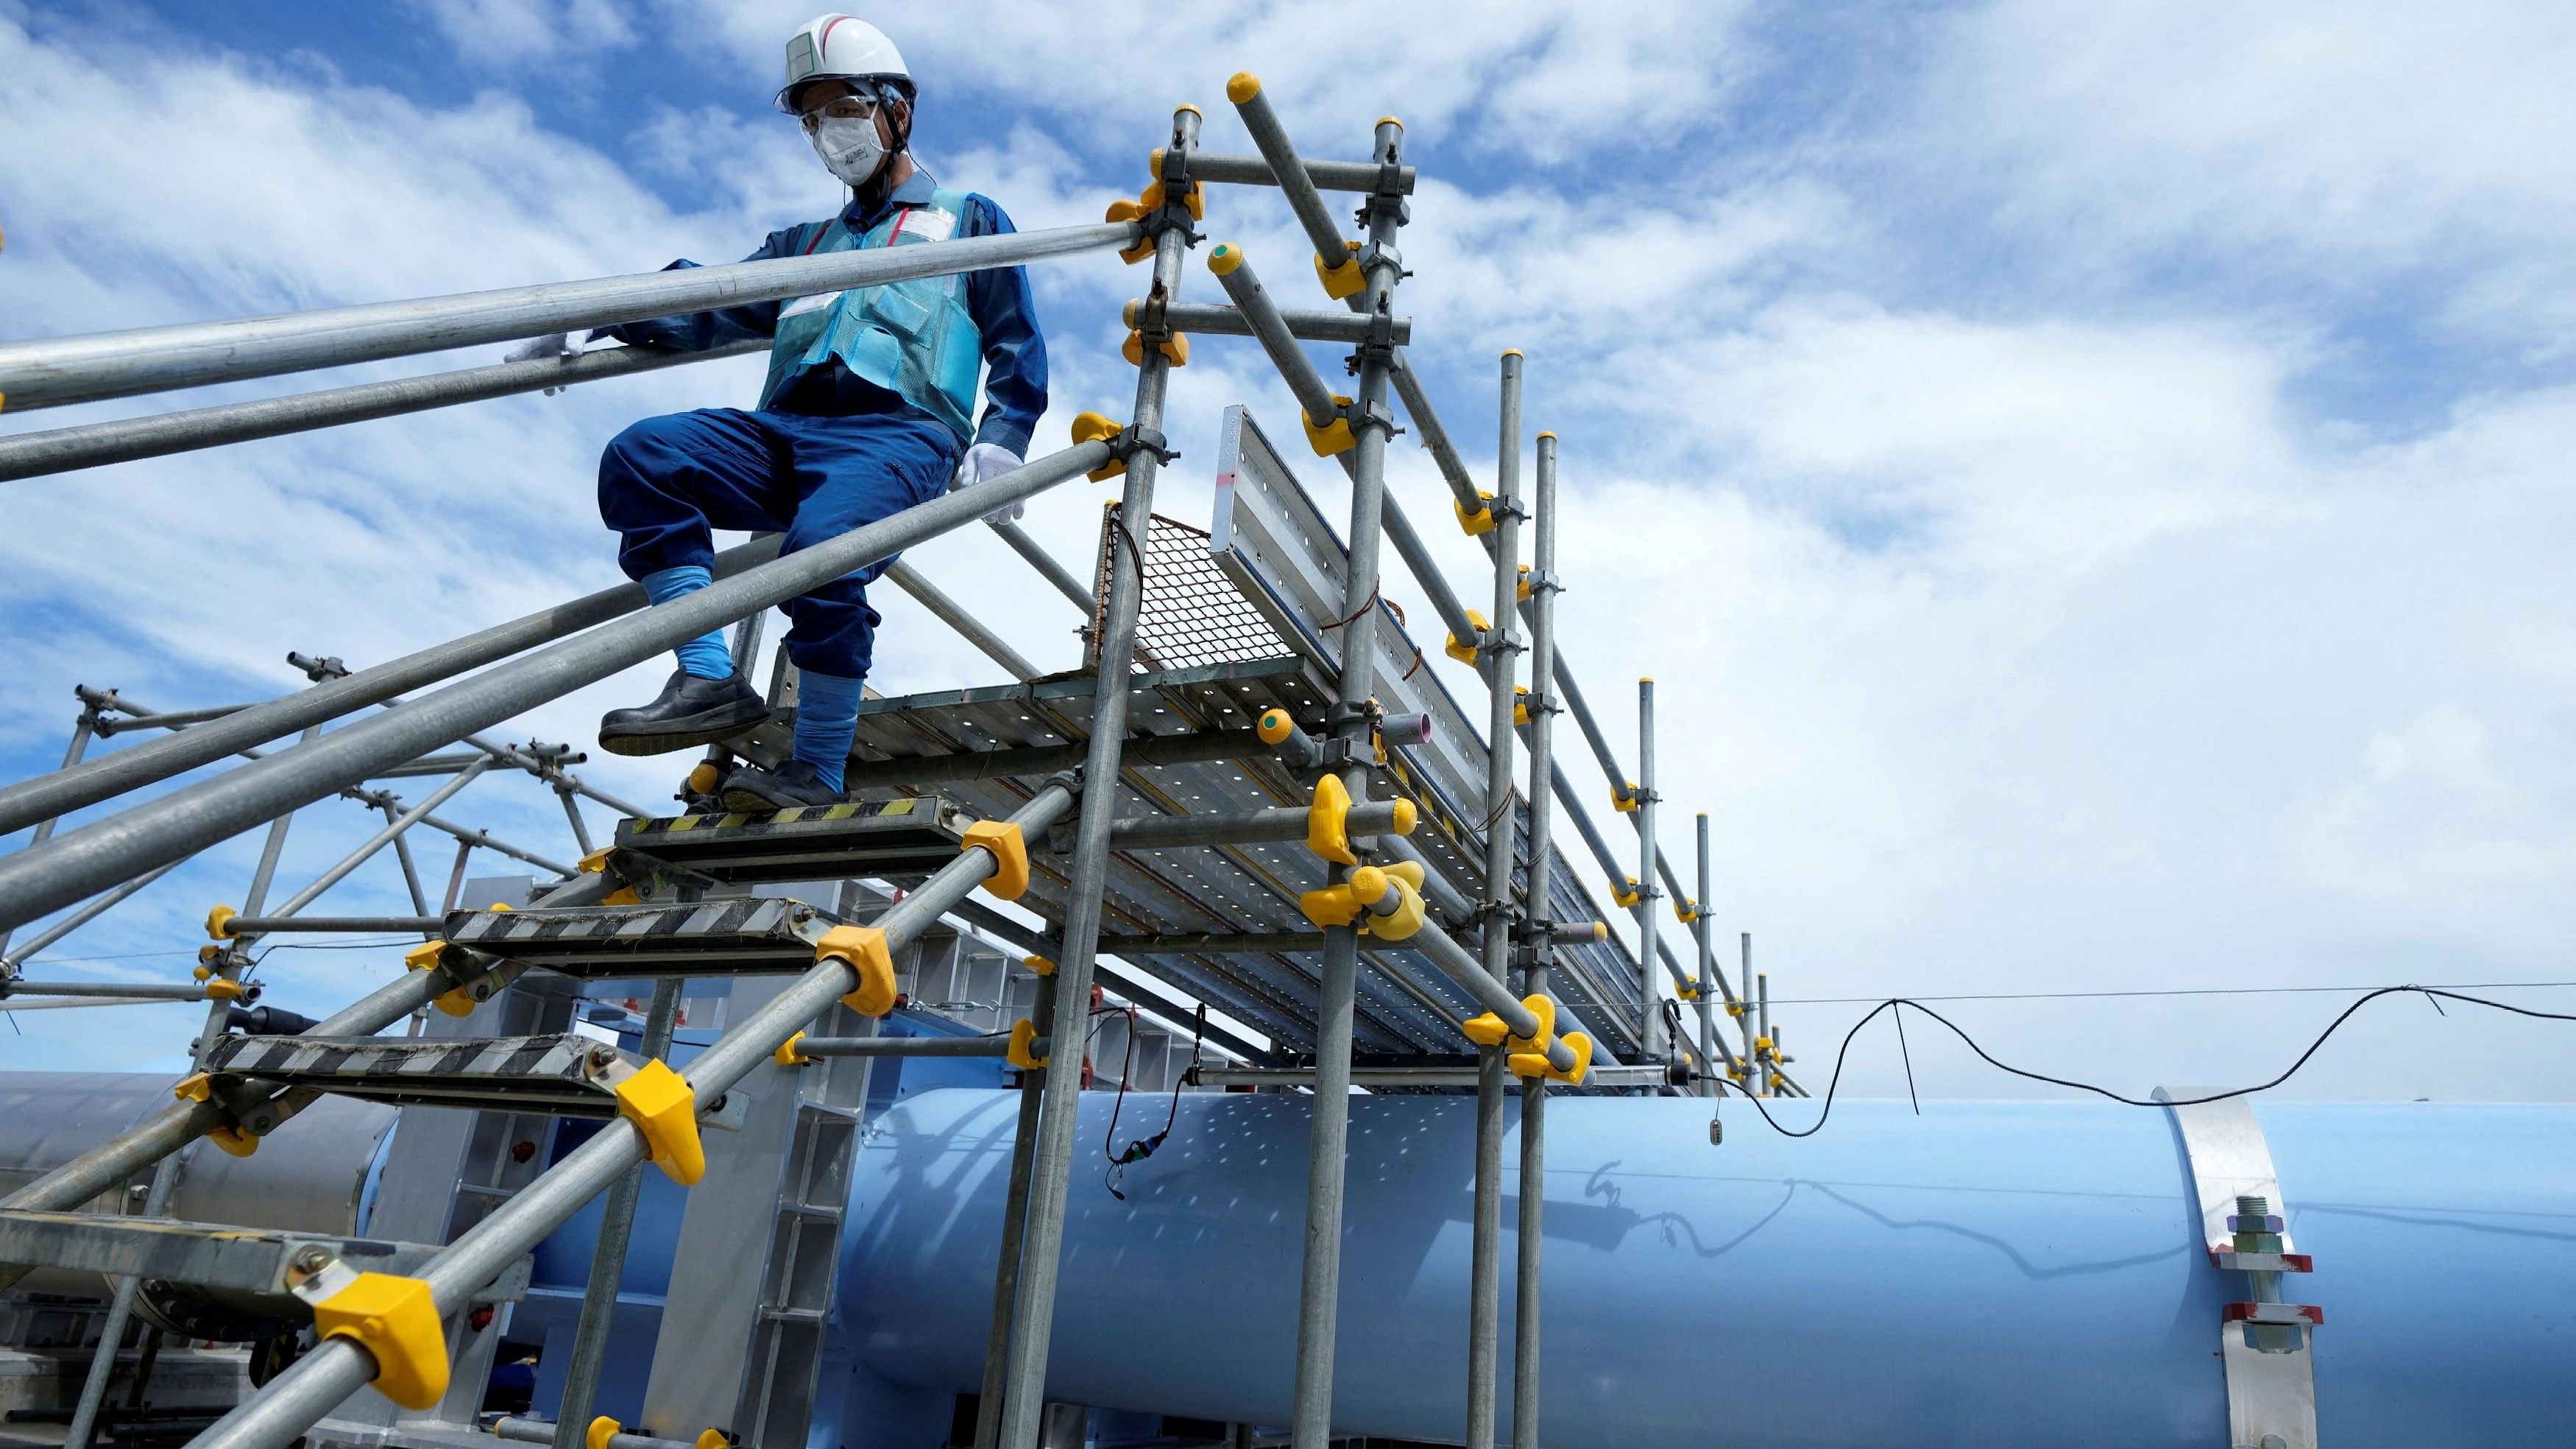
0;80;1808;1449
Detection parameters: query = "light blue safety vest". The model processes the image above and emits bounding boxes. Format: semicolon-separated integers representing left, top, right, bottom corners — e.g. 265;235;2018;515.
760;186;983;442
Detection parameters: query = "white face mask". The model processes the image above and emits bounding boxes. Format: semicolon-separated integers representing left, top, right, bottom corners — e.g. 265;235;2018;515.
810;116;886;187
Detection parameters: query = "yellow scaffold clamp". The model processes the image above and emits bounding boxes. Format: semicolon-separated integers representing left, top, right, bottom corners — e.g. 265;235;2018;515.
961;819;1032;901
1612;877;1643;909
1121;328;1189;368
203;978;247;1001
205;904;238;940
1517;564;1533;602
403;940;480;1018
1454;492;1496;537
1072;411;1130;481
1675;982;1702;1002
774;1031;810;1067
585;1420;620;1449
1359;860;1427;942
1463;991;1551;1057
171;1073;260;1158
1306;773;1358;866
1612;783;1642;813
1512;687;1531;728
1316;238;1365;300
1445;609;1490;665
1303;394;1357;458
817;924;899;1018
1513;1028;1593;1085
605;1059;704;1186
1007;1018;1049;1070
1674;898;1700;925
300;1265;450;1409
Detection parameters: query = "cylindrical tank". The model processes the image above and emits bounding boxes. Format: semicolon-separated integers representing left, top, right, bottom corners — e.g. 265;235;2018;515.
0;1071;395;1303
842;1089;2576;1448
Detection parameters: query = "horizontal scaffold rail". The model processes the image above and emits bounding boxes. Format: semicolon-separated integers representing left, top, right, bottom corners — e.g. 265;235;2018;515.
0;220;1138;411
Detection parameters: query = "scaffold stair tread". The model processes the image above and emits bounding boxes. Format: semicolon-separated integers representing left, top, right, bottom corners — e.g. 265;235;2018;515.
444;895;846;977
614;796;974;884
0;1209;531;1306
201;1032;652;1116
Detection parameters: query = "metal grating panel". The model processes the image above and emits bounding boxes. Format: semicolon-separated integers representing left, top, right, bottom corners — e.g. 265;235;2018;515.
1091;506;1296;674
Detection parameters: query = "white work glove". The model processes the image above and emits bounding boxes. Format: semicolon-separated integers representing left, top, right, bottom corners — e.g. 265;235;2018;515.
952;442;1026;525
501;330;591;394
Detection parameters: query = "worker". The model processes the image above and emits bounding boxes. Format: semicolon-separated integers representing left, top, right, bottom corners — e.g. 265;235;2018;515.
505;14;1046;810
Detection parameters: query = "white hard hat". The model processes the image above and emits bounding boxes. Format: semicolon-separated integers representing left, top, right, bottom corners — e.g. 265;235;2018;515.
776;15;911;113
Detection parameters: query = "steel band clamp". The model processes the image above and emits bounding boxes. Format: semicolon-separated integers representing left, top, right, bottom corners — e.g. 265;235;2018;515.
2157;1088;2321;1449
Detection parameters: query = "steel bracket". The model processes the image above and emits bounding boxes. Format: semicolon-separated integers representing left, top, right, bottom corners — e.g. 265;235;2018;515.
2157;1088;2321;1449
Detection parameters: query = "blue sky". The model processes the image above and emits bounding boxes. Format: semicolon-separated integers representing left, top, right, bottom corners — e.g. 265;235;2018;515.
2;0;2572;1102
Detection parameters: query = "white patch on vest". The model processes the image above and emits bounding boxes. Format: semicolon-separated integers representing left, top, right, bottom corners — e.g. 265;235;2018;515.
900;207;958;243
780;290;843;319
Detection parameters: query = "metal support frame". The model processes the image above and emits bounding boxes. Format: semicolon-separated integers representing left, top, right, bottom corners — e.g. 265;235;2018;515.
0;85;1801;1449
994;102;1202;1449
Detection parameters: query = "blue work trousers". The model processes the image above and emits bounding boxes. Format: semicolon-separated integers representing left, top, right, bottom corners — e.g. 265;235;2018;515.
598;407;958;679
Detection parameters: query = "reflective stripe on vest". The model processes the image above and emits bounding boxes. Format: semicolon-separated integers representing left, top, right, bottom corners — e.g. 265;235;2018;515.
759;186;983;442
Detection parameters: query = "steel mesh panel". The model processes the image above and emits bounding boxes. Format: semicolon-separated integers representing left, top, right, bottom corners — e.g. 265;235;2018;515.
1092;505;1294;673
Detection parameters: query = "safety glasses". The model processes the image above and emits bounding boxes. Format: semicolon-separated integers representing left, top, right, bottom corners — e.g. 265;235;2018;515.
796;91;884;131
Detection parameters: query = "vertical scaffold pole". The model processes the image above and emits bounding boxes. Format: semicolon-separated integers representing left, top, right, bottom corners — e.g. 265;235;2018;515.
1741;932;1758;1096
1464;350;1526;1449
974;965;1058;1449
552;977;685;1449
1510;431;1563;1449
996;102;1200;1449
1693;814;1719;1104
1289;113;1409;1449
1636;679;1661;1058
1757;957;1772;1097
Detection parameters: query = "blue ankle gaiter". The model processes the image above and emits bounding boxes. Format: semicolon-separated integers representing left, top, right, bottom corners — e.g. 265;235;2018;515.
793;669;863;793
640;565;732;680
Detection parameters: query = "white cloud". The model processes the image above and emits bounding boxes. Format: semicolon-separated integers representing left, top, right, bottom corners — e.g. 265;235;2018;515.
406;0;635;71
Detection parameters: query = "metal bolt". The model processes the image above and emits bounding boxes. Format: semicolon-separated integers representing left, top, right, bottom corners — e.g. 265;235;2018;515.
589;1046;614;1067
289;1245;332;1274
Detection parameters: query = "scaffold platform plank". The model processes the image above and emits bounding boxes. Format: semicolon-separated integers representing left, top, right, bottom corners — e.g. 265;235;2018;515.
614;796;974;884
202;1032;645;1116
442;896;842;977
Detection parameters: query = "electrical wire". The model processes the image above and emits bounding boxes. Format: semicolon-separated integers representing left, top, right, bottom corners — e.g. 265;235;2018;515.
1702;985;2576;1139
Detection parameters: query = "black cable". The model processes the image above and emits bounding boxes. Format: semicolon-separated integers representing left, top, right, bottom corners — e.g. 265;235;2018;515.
1699;985;2576;1139
1105;1005;1208;1200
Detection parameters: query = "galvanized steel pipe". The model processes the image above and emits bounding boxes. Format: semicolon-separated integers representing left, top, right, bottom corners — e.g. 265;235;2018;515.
0;222;1137;411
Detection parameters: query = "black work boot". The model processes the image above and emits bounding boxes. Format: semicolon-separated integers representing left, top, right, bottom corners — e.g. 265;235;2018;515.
720;758;846;812
598;670;771;757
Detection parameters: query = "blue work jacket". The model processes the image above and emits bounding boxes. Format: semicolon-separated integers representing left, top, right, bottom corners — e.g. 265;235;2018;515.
608;172;1048;456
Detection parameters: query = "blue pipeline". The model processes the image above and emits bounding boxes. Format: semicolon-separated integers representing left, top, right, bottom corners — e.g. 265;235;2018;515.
826;1091;2576;1449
